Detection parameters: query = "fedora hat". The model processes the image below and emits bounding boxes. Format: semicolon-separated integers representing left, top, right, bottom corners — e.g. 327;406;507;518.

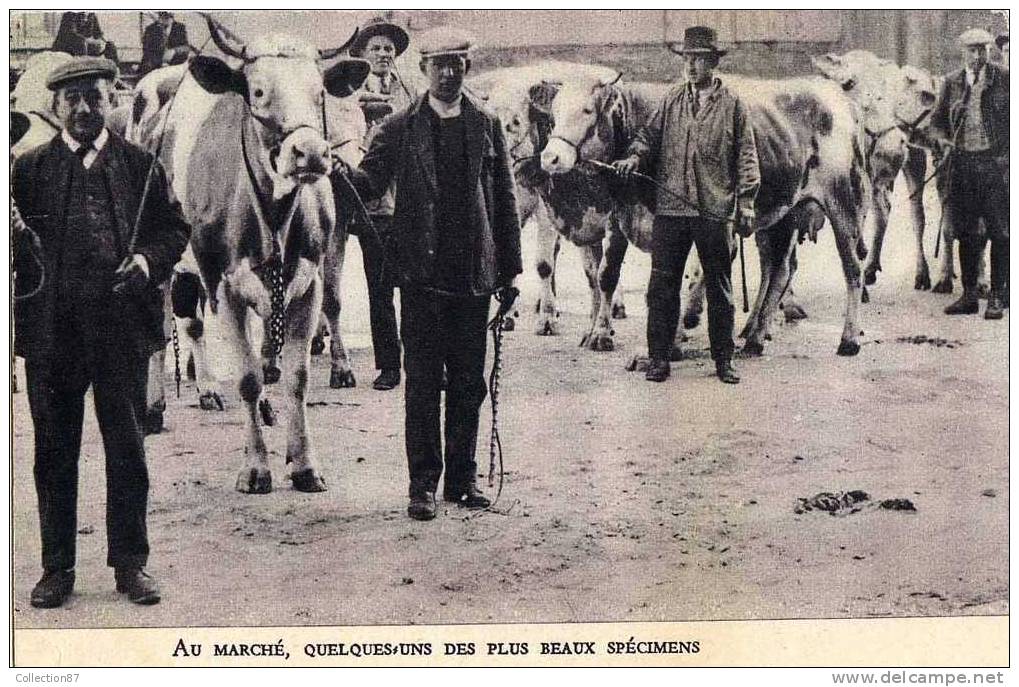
672;26;727;56
349;16;410;58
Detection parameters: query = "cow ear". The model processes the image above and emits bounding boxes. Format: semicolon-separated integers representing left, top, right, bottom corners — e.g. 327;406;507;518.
324;59;370;98
189;56;247;97
11;111;31;147
528;81;561;114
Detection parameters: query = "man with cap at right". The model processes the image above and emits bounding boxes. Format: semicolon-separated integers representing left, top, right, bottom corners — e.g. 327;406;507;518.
931;28;1009;319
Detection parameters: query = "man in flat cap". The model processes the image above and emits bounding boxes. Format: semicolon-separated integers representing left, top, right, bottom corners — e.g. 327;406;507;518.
345;16;420;391
139;11;191;77
12;57;190;608
932;28;1009;319
614;26;759;384
342;28;522;520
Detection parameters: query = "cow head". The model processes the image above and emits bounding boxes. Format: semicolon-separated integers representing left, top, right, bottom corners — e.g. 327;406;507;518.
812;51;937;141
190;14;369;183
540;70;622;174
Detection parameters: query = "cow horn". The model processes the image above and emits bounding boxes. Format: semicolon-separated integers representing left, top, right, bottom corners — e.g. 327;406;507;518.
600;71;623;87
201;12;249;62
318;27;360;61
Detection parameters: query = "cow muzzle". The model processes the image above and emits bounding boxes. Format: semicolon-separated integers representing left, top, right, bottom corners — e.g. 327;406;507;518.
275;126;331;182
541;138;578;174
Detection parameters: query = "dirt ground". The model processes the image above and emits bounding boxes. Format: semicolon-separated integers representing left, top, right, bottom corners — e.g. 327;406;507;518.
11;181;1008;629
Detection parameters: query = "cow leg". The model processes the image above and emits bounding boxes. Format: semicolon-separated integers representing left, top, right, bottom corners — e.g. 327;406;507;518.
863;181;893;287
578;242;604;348
681;255;705;331
829;209;866;357
171;271;223;411
310;314;328;355
743;220;796;354
322;229;356;389
283;271;327;493
142;279;172;435
902;146;931;290
739;231;776;352
220;275;273;494
584;222;627;352
780;249;808;322
534;217;562;336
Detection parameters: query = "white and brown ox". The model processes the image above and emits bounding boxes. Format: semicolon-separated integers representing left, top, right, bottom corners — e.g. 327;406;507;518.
130;59;367;431
131;16;368;493
811;50;955;294
541;71;872;356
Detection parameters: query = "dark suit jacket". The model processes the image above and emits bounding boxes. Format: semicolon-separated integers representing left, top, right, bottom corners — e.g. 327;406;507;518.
350;93;522;295
140;21;189;76
12;132;191;361
931;62;1009;158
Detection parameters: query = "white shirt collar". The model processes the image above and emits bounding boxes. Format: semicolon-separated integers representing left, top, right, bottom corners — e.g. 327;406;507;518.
62;127;109;154
428;93;463;119
966;64;987;86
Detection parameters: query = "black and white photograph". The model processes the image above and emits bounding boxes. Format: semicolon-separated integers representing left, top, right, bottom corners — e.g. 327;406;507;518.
7;8;1009;669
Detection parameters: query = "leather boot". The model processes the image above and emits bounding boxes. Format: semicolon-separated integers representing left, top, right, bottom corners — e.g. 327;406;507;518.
30;569;75;608
944;291;979;315
408;491;437;521
716;359;740;384
115;568;161;605
984;292;1005;320
443;483;491;509
372;368;401;391
645;358;670;382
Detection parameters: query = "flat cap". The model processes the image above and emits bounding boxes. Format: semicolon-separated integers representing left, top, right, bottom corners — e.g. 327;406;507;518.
46;56;118;91
957;28;995;47
418;27;474;59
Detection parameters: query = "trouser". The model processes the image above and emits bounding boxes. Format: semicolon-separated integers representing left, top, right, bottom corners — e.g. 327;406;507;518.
400;287;490;495
647;215;735;362
945;151;1009;295
25;298;150;573
354;216;401;371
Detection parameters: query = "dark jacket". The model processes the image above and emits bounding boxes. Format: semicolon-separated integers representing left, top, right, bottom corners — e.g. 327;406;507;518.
12;132;191;361
930;62;1009;158
628;78;759;221
350;93;522;295
140;21;190;76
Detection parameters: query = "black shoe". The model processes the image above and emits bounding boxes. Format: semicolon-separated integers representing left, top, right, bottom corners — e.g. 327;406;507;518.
30;569;75;609
645;358;670;383
408;491;437;521
115;568;161;605
984;293;1005;320
716;360;741;384
443;483;491;509
944;292;979;315
372;369;401;391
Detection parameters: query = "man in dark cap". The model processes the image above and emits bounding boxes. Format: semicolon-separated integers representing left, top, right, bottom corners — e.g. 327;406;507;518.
12;57;190;608
139;11;191;77
614;26;759;384
933;28;1009;319
341;28;522;520
345;16;419;391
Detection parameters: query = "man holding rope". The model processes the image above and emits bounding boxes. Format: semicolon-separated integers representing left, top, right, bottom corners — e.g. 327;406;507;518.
614;26;759;384
13;57;190;607
341;29;522;520
933;28;1009;320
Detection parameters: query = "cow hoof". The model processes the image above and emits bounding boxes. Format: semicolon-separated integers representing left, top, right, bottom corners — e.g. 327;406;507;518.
237;467;272;494
500;315;516;332
861;287;870;304
914;272;932;291
587;333;615;352
330;369;357;389
291;468;328;493
186;354;196;381
142;408;164;436
535;316;560;336
612;302;627;319
310;336;326;356
863;267;878;286
259;398;277;426
682;312;701;330
836;340;861;357
931;278;953;294
263;363;282;386
740;341;765;358
199;391;225;411
782;303;808;322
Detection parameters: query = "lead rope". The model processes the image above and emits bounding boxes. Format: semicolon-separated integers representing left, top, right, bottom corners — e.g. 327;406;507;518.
171;314;182;397
481;287;521;516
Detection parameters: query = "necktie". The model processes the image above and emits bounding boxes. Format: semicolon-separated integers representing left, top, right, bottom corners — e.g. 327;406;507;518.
75;144;93;161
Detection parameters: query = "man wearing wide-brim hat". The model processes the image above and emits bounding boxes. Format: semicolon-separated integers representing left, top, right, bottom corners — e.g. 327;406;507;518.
931;28;1009;319
614;26;760;385
12;56;190;608
342;16;420;392
342;28;522;521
